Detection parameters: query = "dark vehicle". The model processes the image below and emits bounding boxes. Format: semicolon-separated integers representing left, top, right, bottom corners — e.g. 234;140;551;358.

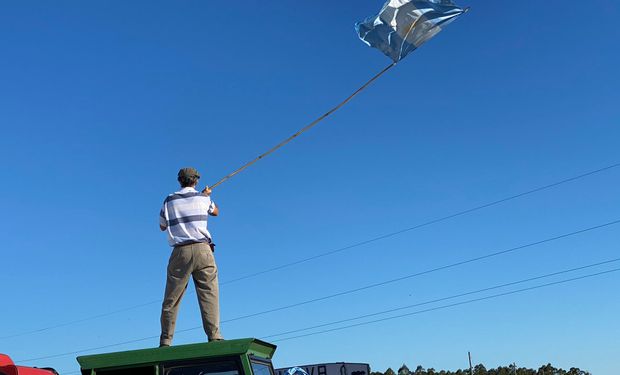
76;338;276;375
275;363;369;375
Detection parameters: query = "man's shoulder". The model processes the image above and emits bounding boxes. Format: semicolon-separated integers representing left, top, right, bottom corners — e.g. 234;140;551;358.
165;190;210;204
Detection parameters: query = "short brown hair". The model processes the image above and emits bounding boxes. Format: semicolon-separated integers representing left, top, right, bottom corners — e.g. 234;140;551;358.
178;175;199;188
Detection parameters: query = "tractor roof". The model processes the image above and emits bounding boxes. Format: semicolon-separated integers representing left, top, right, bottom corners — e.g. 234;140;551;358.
77;338;276;371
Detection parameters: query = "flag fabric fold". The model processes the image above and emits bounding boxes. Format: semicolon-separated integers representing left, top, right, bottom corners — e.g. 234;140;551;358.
356;0;467;62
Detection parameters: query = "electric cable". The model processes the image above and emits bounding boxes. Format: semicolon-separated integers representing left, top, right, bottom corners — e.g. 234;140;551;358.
220;162;620;285
15;218;620;362
270;266;620;342
41;257;618;375
17;261;620;363
261;257;620;339
3;162;617;341
0;300;161;340
203;218;620;325
44;260;620;375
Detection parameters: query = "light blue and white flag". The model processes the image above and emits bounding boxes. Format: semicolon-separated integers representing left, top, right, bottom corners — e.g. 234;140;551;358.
356;0;468;62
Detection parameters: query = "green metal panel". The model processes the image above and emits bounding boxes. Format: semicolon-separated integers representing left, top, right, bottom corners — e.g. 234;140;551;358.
77;338;276;371
245;341;277;361
240;355;253;375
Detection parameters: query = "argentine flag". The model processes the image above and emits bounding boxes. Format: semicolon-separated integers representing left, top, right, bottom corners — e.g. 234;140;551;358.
356;0;468;62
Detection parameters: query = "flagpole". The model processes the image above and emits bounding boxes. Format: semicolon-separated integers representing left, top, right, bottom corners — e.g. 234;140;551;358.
209;62;397;190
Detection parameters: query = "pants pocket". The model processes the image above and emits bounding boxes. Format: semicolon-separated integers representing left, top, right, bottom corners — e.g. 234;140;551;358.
168;247;192;278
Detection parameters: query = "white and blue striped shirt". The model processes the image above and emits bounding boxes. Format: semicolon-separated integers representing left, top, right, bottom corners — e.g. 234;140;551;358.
160;187;217;247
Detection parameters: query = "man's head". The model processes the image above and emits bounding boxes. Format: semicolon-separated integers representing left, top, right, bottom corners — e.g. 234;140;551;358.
178;167;201;188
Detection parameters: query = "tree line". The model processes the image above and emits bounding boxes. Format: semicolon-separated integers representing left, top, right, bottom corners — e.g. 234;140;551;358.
369;363;591;375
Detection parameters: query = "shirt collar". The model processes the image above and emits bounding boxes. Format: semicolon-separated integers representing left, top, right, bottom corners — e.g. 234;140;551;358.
177;186;198;194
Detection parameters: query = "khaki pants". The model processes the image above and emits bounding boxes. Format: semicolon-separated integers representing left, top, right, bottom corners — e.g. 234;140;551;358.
160;242;222;345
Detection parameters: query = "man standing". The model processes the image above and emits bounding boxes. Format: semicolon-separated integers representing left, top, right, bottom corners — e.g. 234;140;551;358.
158;167;223;346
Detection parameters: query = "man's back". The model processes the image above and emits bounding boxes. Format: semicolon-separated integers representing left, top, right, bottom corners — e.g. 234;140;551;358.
160;187;216;247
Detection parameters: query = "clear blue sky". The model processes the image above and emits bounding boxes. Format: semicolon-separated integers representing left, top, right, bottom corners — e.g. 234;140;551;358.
1;1;619;374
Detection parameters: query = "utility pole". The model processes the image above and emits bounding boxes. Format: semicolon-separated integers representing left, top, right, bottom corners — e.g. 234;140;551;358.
512;362;517;375
468;352;473;375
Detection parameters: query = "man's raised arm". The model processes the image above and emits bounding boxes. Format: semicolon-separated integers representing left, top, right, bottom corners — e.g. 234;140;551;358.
202;186;219;216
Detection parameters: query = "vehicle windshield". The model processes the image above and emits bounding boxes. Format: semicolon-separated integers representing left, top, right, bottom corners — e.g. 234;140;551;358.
251;360;273;375
165;361;240;375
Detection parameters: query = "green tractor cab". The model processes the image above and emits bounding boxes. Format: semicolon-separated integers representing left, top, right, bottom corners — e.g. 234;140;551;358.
77;339;276;375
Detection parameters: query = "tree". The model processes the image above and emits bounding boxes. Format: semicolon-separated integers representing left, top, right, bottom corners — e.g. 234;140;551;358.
473;364;487;375
375;363;587;375
493;366;511;375
537;364;560;375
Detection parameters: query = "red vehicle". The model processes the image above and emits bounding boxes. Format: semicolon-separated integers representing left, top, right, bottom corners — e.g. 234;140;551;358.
0;355;57;375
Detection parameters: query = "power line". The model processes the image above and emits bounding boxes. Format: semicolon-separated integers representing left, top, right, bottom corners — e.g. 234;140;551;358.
18;259;620;365
15;219;620;363
0;300;160;340
35;261;620;374
270;267;620;342
261;257;620;339
210;218;620;324
3;162;617;341
220;162;620;285
16;334;162;363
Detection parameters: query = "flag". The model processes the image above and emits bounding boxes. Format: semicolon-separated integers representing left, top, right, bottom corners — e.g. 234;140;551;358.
356;0;468;62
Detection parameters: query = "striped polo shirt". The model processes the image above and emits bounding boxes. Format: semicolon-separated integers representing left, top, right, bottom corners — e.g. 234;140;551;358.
160;187;217;247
